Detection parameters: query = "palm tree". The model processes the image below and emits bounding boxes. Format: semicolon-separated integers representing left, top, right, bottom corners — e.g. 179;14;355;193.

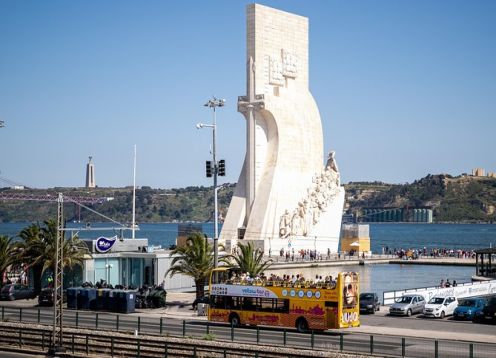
0;235;17;286
16;220;90;293
166;232;214;299
224;241;273;278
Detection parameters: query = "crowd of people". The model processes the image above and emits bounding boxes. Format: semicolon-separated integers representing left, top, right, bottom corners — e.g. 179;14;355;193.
225;271;337;289
439;278;458;287
278;247;333;262
385;246;476;260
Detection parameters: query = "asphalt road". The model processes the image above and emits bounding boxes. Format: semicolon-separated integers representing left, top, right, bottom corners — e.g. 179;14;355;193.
1;304;496;358
360;307;496;336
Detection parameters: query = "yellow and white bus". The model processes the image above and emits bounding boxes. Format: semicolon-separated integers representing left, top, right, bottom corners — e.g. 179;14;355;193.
207;268;359;332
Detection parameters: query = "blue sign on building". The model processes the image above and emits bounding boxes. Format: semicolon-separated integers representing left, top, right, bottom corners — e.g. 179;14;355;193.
95;236;117;253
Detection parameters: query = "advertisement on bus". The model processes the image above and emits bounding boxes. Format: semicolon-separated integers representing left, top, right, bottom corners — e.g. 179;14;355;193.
339;272;360;327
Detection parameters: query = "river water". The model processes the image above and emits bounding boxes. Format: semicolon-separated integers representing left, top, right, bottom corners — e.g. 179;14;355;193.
1;222;492;298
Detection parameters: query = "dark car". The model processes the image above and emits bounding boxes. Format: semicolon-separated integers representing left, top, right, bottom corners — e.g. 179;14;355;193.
360;292;380;313
0;284;36;301
192;295;210;310
38;287;67;306
473;296;496;324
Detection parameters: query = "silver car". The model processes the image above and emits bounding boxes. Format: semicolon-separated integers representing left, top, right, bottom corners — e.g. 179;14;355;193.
389;294;426;316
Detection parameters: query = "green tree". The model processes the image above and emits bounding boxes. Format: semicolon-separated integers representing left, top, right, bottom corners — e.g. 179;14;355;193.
224;242;273;278
0;235;17;286
16;220;90;293
165;232;214;299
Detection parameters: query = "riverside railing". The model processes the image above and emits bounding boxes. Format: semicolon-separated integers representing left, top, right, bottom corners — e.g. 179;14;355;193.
383;279;496;305
1;306;495;358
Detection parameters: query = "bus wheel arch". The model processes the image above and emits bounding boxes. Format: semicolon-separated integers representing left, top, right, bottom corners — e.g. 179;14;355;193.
295;317;309;333
229;313;241;327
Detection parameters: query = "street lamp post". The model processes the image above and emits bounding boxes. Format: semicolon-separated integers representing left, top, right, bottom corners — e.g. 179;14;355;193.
197;97;225;268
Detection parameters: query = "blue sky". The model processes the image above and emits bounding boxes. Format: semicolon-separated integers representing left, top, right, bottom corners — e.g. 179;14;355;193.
1;0;495;189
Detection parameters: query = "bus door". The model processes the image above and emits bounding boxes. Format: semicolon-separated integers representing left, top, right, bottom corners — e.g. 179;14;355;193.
325;301;339;329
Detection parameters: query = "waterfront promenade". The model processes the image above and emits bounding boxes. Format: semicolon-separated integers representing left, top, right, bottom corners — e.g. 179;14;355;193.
266;254;476;269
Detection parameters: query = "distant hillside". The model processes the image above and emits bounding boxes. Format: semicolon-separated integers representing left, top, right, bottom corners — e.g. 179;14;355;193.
345;174;496;223
1;174;495;224
0;185;234;224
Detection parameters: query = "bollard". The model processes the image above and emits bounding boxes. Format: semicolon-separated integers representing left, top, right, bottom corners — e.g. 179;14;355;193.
116;315;120;331
231;323;234;342
206;322;210;335
160;317;163;335
193;346;197;358
340;333;344;351
283;329;287;346
42;331;45;350
223;349;227;358
311;330;314;349
434;340;438;358
111;336;114;356
183;320;186;336
370;335;374;354
138;316;141;333
19;307;22;322
1;306;4;321
164;342;168;358
469;343;474;358
38;308;41;324
76;311;79;327
96;313;99;329
86;335;89;355
256;327;260;344
402;337;406;357
137;339;141;358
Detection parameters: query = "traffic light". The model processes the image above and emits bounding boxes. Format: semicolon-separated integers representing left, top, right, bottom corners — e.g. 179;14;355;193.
218;159;226;176
206;161;212;177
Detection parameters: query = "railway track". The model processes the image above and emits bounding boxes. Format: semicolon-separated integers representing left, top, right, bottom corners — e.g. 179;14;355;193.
0;322;367;358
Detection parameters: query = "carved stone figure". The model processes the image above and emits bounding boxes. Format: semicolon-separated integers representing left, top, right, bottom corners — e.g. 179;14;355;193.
326;151;339;173
279;209;291;238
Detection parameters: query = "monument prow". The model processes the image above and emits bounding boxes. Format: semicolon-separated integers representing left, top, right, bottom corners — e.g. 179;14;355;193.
221;4;345;255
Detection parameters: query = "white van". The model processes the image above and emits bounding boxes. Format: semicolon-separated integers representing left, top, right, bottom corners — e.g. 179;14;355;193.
423;296;458;318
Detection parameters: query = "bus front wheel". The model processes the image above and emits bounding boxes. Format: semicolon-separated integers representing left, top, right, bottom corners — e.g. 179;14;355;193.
295;318;309;333
229;313;241;327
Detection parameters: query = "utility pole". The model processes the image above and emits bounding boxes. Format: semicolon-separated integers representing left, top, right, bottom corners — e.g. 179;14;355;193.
50;193;65;354
197;97;225;268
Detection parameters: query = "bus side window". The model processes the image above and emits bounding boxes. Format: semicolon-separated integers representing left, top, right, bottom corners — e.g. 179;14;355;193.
259;298;273;312
243;297;254;310
232;297;243;310
275;299;289;313
325;301;338;308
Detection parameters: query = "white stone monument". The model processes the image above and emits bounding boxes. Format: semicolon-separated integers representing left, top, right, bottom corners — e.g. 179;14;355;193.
220;4;345;255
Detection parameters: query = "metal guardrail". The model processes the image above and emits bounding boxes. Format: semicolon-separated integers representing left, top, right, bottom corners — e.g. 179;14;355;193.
1;306;496;357
383;279;496;305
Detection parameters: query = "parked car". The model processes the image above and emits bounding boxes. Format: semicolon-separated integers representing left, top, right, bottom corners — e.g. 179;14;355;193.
389;294;426;316
360;292;380;313
192;295;210;310
0;284;36;301
423;296;458;318
473;296;496;324
453;297;487;320
38;287;67;306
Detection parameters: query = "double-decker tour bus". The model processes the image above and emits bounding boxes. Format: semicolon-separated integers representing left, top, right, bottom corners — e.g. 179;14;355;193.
207;268;359;332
